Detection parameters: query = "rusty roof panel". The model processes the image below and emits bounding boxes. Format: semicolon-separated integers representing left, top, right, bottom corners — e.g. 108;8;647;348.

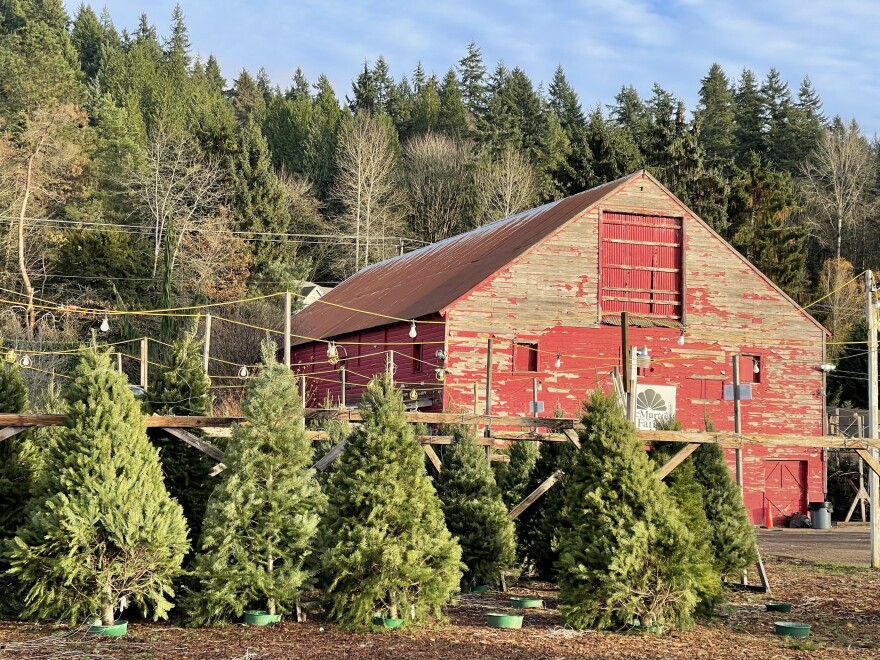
290;173;639;344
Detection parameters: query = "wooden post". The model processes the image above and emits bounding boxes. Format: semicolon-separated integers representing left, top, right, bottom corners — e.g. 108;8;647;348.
340;365;346;408
732;354;743;492
284;290;291;369
202;313;212;373
116;351;123;373
626;346;638;422
300;376;307;420
532;377;539;432
865;270;879;568
485;338;493;464
621;311;630;394
140;337;148;390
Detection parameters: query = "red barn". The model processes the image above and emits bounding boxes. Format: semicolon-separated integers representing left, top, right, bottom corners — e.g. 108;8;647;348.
290;170;828;525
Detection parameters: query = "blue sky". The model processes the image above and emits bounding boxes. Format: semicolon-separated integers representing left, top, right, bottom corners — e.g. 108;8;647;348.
66;1;880;136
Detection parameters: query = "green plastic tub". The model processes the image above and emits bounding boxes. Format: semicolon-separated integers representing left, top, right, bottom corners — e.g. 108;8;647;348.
87;620;128;637
774;621;811;637
243;610;282;625
486;612;523;629
766;602;792;613
510;596;544;609
471;585;490;594
372;616;404;628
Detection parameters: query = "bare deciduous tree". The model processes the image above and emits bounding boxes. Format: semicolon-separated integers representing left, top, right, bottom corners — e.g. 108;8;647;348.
800;119;878;266
124;124;225;277
403;132;474;243
332;111;404;273
473;146;539;224
816;257;862;358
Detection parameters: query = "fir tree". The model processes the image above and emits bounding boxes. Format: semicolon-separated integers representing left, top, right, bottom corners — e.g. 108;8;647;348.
185;342;324;625
148;330;214;541
495;438;539;510
0;363;30;538
5;348;188;626
733;68;767;166
557;391;700;631
695;63;735;160
692;443;758;576
435;428;515;588
320;376;462;628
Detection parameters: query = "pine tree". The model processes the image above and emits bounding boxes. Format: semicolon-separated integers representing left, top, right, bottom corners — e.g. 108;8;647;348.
692;443;758;576
557;391;700;631
495;438;539;510
435;428;515;588
185;342;324;625
320;376;462;628
733;68;767;166
548;65;591;195
0;363;29;542
148;330;214;541
5;348;188;626
695;63;735;160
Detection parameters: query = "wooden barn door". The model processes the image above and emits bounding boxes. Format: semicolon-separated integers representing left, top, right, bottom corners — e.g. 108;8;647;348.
764;460;808;525
600;212;683;320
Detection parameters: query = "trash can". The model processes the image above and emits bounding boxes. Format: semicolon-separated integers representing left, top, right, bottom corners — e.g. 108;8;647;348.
808;501;833;530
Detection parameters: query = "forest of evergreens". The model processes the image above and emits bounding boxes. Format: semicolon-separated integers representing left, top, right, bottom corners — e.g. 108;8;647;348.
0;1;876;402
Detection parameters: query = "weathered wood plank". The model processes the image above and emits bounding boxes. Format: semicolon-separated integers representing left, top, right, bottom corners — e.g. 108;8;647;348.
509;470;562;520
855;449;880;480
209;463;226;477
0;427;27;441
162;427;225;462
563;428;582;449
655;443;700;480
313;439;348;472
423;445;442;472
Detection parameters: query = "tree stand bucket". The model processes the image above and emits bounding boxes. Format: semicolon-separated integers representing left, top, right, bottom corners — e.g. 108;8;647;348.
766;602;792;613
471;585;490;594
87;620;128;637
486;612;523;629
774;621;811;637
510;596;544;609
243;610;282;625
372;616;404;628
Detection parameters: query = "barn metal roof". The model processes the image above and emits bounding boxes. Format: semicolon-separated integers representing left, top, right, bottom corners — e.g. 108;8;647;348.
290;173;639;344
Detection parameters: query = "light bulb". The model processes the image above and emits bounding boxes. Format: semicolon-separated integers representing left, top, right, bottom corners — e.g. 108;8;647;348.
238;366;249;378
641;346;650;358
99;316;110;333
554;353;561;369
326;341;339;365
753;360;760;374
677;330;685;346
19;354;30;367
409;321;417;339
537;381;543;392
435;367;446;382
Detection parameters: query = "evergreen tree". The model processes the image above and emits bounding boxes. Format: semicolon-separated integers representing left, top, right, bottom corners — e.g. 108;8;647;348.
495;438;539;510
435;428;515;588
584;107;643;187
609;85;649;153
147;330;214;541
0;364;29;540
457;41;487;127
695;63;735;160
320;376;462;628
349;60;377;113
789;76;826;169
306;75;343;199
557;391;700;631
185;342;324;625
5;348;188;626
692;443;758;575
70;3;104;79
548;65;592;194
437;67;469;137
733;69;767;166
232;68;267;126
762;68;795;171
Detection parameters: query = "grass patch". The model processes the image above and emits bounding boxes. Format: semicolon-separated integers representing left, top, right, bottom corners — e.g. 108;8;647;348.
782;638;823;651
811;562;869;575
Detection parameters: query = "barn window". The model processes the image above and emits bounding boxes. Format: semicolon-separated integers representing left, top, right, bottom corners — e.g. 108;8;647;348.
514;341;538;372
600;211;683;321
740;355;762;384
412;343;423;373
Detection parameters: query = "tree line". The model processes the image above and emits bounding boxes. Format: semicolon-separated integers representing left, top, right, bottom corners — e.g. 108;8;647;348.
0;1;877;394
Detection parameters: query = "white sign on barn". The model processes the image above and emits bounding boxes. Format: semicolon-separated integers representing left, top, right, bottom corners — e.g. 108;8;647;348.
634;384;677;430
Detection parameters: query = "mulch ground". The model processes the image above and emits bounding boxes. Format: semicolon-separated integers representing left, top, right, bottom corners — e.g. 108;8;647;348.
1;555;878;659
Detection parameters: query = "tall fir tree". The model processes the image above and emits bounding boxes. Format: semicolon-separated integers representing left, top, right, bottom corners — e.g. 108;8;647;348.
5;348;188;626
695;63;735;160
733;68;767;166
320;376;462;628
494;438;539;510
435;428;516;588
457;41;487;128
185;342;324;625
692;443;758;575
548;65;592;195
557;391;700;631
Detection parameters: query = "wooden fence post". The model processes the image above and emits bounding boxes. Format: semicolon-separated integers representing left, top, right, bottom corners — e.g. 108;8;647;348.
140;337;148;390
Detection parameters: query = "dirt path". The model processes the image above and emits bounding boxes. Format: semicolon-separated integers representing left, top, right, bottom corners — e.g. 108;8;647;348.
758;527;870;566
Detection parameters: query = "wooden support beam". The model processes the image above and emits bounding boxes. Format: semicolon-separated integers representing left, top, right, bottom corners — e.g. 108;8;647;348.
655;443;700;480
161;427;225;462
209;463;226;477
0;426;27;441
562;428;581;449
509;470;562;520
313;439;348;472
423;445;442;472
856;449;880;480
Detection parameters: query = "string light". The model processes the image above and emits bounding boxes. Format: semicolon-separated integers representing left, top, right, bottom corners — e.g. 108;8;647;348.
4;350;15;363
435;367;446;382
409;321;417;339
554;353;561;369
677;329;685;346
99;316;110;332
753;360;761;374
19;354;30;367
326;341;339;365
238;366;249;378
